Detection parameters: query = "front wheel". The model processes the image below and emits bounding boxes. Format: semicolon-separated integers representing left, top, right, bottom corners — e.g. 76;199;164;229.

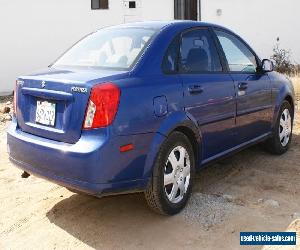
145;131;195;215
265;101;293;155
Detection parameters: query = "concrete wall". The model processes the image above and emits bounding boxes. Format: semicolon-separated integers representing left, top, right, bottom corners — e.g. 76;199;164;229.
201;0;300;64
0;0;174;95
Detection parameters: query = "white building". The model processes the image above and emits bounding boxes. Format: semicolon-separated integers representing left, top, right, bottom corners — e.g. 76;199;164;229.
0;0;299;95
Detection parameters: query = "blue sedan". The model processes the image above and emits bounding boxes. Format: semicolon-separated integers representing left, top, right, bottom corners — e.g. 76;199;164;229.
7;21;295;215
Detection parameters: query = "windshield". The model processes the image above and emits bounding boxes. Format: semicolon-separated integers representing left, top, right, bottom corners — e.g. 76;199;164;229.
53;27;157;70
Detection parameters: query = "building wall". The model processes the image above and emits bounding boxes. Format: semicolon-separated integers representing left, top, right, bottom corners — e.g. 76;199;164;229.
0;0;174;95
1;0;299;95
201;0;300;64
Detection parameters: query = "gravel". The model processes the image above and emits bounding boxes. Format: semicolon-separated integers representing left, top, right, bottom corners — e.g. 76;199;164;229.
292;212;300;219
181;193;237;230
263;199;280;208
0;96;13;124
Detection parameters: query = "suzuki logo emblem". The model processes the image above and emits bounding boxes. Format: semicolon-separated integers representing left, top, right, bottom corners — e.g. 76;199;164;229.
41;81;46;88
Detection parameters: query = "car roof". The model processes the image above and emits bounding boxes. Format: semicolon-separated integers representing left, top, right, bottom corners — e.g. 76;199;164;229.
103;20;225;31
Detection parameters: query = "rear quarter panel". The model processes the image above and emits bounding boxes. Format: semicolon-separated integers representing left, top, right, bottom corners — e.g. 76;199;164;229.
112;75;184;135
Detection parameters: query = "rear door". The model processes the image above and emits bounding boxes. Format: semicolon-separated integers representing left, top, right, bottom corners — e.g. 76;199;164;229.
214;29;272;144
179;28;236;160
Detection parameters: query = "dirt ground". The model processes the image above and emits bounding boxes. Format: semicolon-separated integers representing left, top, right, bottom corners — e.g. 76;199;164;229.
1;96;300;250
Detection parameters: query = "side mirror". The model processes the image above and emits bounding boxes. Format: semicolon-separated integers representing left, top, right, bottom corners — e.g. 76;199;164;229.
261;59;274;72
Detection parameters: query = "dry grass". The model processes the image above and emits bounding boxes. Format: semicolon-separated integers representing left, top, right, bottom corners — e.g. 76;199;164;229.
290;76;300;109
291;76;300;96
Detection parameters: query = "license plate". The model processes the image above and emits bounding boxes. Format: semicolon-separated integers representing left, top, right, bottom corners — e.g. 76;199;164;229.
35;100;56;126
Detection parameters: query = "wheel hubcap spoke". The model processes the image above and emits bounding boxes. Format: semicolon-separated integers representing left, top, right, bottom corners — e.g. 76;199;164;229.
178;180;185;196
168;151;178;167
169;182;179;201
279;130;285;140
280;119;285;128
183;163;190;178
164;172;174;186
178;147;186;167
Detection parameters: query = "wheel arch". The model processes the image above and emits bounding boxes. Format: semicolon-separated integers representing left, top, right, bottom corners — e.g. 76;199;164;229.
142;112;202;181
272;84;295;128
172;125;201;169
284;95;295;118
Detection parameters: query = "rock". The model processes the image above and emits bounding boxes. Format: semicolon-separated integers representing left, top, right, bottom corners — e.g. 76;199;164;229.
264;199;280;208
257;198;264;203
223;194;235;202
0;117;5;122
6;101;12;106
2;106;11;114
4;114;12;121
292;212;300;219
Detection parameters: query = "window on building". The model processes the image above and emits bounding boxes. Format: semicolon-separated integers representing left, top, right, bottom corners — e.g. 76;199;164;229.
91;0;109;10
129;1;136;8
174;0;198;21
215;30;257;73
179;29;223;73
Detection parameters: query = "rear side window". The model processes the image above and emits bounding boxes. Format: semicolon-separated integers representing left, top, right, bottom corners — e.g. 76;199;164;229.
162;37;179;74
215;30;257;73
179;29;223;73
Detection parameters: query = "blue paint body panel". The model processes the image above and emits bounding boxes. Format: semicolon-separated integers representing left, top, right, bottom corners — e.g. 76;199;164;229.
7;21;295;196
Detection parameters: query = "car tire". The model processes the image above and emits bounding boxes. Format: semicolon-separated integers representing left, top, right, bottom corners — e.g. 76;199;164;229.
264;101;293;155
145;131;195;215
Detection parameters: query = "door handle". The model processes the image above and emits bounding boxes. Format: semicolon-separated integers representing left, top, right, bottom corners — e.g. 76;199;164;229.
188;85;203;94
238;82;248;90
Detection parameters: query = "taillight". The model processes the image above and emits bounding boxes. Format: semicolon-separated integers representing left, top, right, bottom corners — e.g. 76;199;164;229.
83;83;120;129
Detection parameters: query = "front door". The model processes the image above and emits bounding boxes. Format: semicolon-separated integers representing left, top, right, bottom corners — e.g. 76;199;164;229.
214;29;272;144
179;28;236;161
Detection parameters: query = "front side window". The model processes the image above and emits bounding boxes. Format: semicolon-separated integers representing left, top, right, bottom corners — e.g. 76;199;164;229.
215;30;257;73
53;28;156;70
179;29;223;73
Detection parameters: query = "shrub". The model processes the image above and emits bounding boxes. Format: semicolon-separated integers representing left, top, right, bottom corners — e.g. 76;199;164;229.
271;43;295;75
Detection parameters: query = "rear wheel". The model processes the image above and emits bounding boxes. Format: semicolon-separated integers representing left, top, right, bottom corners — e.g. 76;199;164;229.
145;131;195;215
265;101;293;154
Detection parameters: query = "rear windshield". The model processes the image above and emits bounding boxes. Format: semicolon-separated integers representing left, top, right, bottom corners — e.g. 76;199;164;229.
53;27;157;70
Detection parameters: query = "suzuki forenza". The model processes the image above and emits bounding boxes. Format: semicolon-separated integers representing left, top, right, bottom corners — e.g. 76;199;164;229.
7;21;294;215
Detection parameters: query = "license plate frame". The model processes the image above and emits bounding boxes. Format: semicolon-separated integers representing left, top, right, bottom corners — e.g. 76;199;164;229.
35;100;56;127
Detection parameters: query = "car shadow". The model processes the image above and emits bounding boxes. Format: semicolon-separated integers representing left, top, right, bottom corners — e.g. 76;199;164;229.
46;132;300;249
46;192;178;249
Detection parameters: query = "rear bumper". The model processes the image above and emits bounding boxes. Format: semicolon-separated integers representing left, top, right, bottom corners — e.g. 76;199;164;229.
7;121;151;196
9;156;146;196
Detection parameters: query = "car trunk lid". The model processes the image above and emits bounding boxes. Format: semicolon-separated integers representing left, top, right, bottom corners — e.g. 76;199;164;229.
16;67;127;144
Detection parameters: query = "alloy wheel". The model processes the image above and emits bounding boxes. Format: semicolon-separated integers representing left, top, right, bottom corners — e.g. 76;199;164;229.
164;146;191;204
279;108;292;147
